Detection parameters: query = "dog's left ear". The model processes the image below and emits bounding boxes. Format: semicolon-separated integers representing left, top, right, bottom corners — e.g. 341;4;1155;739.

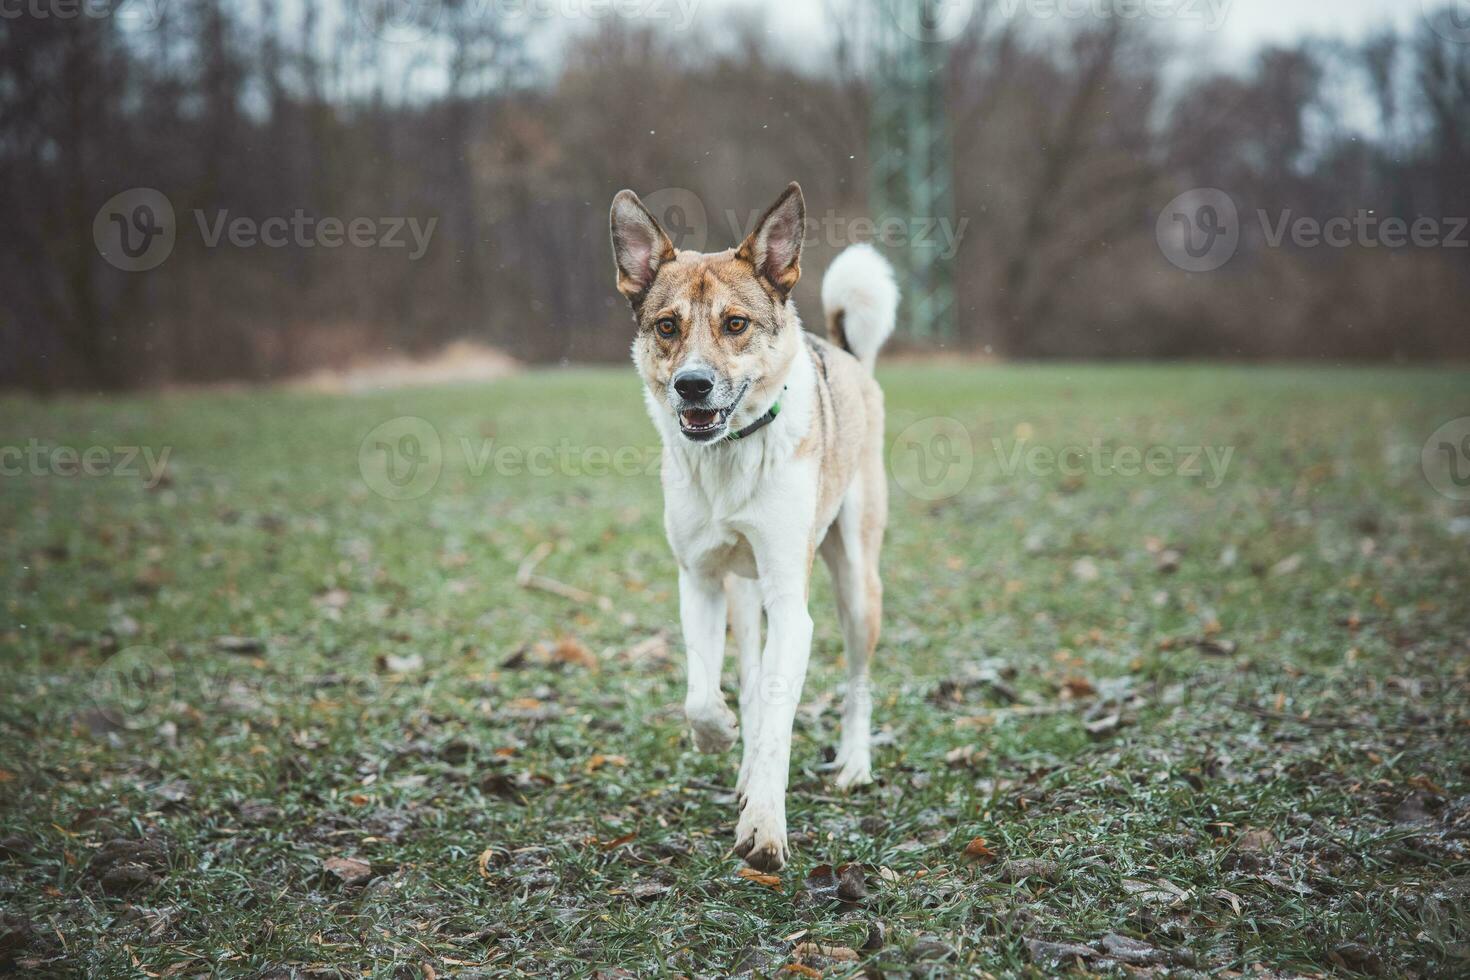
736;182;806;297
610;190;677;307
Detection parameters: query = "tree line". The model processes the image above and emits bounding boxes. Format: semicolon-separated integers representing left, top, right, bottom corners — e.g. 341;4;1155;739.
3;2;1467;390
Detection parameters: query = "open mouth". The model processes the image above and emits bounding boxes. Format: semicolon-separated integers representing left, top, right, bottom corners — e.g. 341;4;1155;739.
678;407;731;439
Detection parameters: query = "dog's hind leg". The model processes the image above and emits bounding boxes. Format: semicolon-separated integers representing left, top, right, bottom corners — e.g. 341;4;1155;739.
820;484;883;790
681;569;738;753
726;575;764;800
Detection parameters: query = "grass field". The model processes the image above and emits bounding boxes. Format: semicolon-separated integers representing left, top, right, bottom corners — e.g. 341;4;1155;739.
2;363;1469;977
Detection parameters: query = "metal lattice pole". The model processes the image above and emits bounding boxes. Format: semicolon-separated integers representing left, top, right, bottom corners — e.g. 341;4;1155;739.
868;0;957;341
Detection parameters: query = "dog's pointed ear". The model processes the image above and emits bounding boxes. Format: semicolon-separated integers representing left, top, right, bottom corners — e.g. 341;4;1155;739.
736;182;806;297
610;190;677;306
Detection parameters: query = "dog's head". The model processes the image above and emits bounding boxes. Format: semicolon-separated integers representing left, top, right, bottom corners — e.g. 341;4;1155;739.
610;183;806;444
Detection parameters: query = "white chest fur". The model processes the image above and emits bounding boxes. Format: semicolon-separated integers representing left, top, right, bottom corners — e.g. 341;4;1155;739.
649;345;819;581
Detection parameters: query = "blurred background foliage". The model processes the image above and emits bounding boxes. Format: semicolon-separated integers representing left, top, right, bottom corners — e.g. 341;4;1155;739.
3;1;1468;390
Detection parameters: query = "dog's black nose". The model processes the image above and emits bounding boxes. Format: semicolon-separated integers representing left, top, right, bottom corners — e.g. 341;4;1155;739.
673;369;715;401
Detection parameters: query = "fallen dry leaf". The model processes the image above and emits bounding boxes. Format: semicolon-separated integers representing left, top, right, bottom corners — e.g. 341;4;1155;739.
476;847;500;879
1269;553;1303;577
962;837;997;862
1101;933;1167;966
585;753;628;773
324;856;373;885
1195;636;1239;657
945;744;983;768
376;653;424;674
213;635;264;654
596;832;636;852
782;965;822;979
1061;676;1096;699
736;867;783;890
999;858;1059;882
794;942;859;963
625;878;672;901
549;636;598;670
1407;774;1446;795
1122;877;1190;907
802;863;867;904
1026;939;1099;968
1236;828;1276;853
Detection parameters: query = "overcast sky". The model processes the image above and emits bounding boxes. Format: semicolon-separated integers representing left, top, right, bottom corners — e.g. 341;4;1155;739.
698;0;1414;66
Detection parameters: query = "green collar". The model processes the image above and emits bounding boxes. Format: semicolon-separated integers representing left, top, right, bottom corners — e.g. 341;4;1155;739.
726;391;783;441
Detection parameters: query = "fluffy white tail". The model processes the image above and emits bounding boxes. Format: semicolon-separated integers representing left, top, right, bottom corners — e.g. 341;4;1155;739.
820;244;898;372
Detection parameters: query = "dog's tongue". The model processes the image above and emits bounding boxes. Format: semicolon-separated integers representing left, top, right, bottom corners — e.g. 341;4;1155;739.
681;409;719;428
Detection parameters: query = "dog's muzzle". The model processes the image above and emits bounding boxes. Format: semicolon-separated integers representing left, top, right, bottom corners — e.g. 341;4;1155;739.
670;371;747;442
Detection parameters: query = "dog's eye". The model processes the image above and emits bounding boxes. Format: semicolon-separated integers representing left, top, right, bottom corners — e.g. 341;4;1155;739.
725;316;749;335
655;318;678;338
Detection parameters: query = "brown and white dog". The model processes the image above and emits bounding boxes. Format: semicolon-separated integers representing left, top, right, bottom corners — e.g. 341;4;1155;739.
609;182;898;872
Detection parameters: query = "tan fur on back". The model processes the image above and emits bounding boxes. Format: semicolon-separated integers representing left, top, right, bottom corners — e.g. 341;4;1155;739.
798;334;885;539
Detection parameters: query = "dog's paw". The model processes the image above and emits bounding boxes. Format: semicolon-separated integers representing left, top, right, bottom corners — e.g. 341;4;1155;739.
833;749;873;791
687;702;739;754
733;801;788;872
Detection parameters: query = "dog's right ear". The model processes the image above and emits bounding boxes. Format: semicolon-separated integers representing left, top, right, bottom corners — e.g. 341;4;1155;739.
610;190;676;307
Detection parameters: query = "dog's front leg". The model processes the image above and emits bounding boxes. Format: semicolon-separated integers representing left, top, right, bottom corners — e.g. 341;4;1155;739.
732;565;813;872
680;569;738;753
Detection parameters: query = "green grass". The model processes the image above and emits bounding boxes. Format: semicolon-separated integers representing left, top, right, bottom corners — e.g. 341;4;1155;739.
2;363;1468;977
